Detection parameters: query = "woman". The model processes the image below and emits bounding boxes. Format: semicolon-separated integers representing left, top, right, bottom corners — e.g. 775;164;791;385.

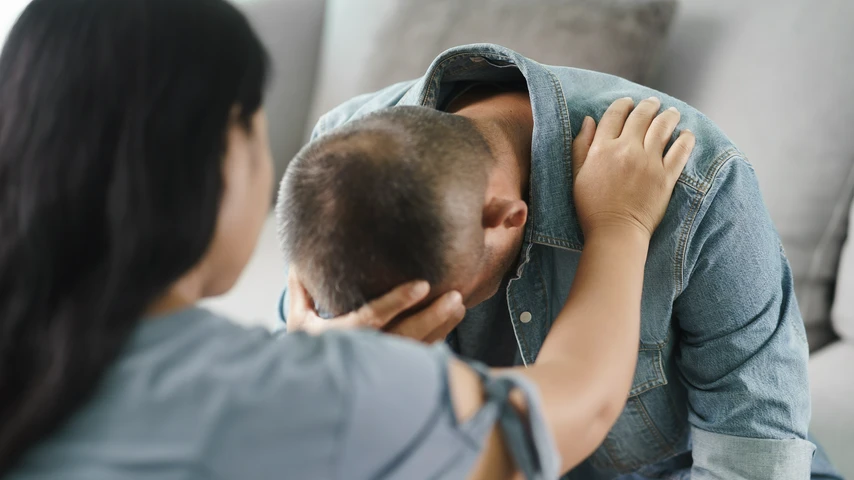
0;0;693;478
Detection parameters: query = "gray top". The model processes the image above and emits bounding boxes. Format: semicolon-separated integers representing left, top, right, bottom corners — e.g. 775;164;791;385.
10;306;558;480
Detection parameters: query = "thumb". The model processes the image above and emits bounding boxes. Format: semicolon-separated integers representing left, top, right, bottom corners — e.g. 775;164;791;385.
287;270;313;311
287;269;316;330
571;116;596;181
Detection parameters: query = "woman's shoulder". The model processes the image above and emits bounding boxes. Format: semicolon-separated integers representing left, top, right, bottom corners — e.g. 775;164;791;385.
122;306;451;414
18;306;456;479
127;305;451;396
118;306;454;478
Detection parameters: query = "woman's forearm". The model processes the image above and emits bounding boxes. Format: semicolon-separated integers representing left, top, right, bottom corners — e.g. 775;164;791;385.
514;226;649;470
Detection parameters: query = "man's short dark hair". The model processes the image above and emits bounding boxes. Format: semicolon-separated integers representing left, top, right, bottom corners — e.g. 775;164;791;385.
277;106;492;314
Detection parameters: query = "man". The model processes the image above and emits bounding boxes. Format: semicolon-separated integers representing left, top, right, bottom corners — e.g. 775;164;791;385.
276;44;840;479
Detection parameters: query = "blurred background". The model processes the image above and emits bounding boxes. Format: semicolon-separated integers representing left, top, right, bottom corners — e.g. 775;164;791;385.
3;0;852;475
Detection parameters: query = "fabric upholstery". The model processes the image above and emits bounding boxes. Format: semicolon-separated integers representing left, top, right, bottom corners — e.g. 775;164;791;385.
809;342;854;478
831;196;854;341
652;0;854;349
307;0;678;132
234;0;326;183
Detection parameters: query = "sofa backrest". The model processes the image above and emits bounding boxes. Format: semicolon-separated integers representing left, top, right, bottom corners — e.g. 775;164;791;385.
234;0;326;184
653;0;854;349
832;197;854;342
307;0;679;131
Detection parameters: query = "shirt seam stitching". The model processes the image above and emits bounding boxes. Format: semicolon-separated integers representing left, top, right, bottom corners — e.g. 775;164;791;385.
676;152;742;294
634;396;679;462
417;52;514;106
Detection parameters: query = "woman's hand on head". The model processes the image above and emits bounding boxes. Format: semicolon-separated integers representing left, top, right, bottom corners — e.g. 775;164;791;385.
287;271;466;343
571;97;695;240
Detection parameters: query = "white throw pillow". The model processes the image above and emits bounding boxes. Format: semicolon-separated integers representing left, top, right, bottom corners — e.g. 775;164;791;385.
831;197;854;341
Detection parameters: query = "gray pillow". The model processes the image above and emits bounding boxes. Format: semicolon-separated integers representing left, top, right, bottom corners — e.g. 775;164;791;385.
832;196;854;342
652;0;854;350
307;0;678;132
236;0;326;185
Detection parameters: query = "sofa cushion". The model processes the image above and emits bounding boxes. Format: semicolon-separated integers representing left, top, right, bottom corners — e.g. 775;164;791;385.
809;341;854;478
307;0;677;131
831;196;854;341
653;0;854;349
235;0;326;182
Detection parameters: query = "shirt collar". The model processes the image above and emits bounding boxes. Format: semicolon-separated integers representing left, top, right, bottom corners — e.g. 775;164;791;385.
400;44;584;252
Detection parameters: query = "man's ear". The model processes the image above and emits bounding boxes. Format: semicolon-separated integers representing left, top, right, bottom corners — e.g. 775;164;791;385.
482;197;528;230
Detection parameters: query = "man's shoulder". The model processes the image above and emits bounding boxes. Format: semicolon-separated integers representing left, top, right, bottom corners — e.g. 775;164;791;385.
545;65;747;191
312;79;421;139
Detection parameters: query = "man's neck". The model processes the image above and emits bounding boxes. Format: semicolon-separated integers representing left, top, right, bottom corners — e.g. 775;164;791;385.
446;88;534;197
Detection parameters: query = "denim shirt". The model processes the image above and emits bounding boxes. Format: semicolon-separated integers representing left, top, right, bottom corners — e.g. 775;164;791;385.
279;44;817;479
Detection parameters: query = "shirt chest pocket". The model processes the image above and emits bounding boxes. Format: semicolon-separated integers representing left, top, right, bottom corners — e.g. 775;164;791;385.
587;344;688;474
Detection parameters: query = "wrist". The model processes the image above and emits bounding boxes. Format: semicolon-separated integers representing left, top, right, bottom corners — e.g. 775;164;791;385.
583;223;652;246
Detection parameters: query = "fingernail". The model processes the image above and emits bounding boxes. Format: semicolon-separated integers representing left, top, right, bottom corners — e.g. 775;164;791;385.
582;116;593;129
684;128;692;133
667;106;679;112
410;281;429;298
445;291;462;307
622;96;633;101
648;96;660;102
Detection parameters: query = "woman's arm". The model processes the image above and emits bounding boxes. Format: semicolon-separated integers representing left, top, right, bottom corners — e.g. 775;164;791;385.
458;226;651;479
460;97;695;477
287;97;694;478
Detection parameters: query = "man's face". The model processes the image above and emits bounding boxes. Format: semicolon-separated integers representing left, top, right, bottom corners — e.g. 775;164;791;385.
443;217;526;309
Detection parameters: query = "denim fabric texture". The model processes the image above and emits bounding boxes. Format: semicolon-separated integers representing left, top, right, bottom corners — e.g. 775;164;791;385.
279;44;841;480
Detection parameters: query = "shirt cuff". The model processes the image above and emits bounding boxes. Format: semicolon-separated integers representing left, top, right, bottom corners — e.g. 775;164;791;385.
691;426;815;480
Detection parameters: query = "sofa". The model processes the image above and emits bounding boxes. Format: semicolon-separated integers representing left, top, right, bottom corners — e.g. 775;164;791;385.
213;0;854;475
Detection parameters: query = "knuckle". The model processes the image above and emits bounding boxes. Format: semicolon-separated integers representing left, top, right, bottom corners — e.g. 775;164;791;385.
617;144;635;160
355;309;375;326
652;113;674;129
673;141;692;155
609;98;633;112
637;98;658;112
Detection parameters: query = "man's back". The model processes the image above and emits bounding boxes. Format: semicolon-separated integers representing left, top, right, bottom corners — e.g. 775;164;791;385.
286;44;832;479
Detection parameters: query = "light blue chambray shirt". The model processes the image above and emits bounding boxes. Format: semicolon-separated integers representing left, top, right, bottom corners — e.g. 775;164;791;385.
9;306;559;480
278;44;832;479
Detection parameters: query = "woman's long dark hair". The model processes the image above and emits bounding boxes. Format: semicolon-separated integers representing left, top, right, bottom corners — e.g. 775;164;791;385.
0;0;269;473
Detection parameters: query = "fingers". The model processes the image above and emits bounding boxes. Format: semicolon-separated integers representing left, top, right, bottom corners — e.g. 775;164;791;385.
354;280;430;329
387;290;465;341
621;96;661;141
595;97;635;140
571;116;596;181
422;297;468;343
663;129;695;183
287;269;315;315
644;107;681;155
286;269;323;333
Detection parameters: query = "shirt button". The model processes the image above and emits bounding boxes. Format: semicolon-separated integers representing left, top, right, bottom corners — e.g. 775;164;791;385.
520;311;532;324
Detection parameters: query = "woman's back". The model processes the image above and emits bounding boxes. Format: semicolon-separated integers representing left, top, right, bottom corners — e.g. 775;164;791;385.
10;307;510;479
0;1;559;477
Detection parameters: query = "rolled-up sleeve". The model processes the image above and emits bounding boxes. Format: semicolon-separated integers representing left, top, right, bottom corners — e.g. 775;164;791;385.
675;157;814;479
338;335;560;480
